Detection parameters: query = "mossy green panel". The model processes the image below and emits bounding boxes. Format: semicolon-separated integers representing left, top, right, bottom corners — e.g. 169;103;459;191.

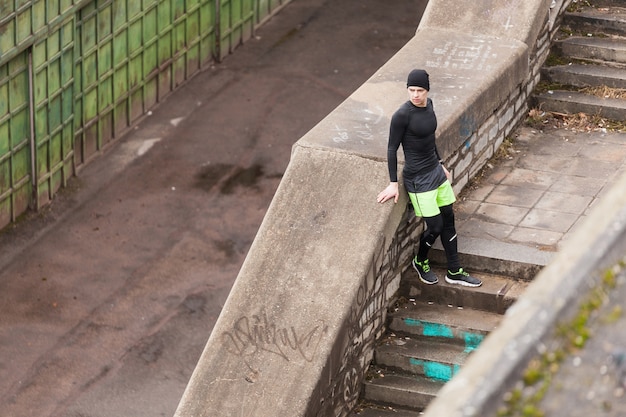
186;8;199;44
73;96;82;131
48;29;61;58
0;84;7;122
173;0;184;20
48;60;62;95
173;54;185;86
32;41;46;74
0;116;7;159
50;131;63;167
128;0;142;19
8;68;28;114
128;19;143;54
61;46;73;85
231;0;242;43
32;1;46;34
35;141;49;181
158;0;172;32
62;88;73;123
157;66;171;101
0;51;30;224
35;106;47;139
98;77;112;111
98;41;112;78
186;42;199;77
113;64;128;98
47;95;63;141
129;89;143;123
158;31;172;63
60;0;74;14
0;20;15;57
199;2;215;63
256;0;269;23
82;13;97;51
129;54;142;88
84;87;98;120
113;98;128;136
62;122;73;156
113;31;129;64
144;7;158;43
16;8;32;45
99;109;113;146
11;115;31;193
98;3;112;41
112;0;128;31
47;0;60;18
83;51;97;88
143;42;157;78
0;1;15;15
144;76;157;110
0;144;8;194
173;19;185;52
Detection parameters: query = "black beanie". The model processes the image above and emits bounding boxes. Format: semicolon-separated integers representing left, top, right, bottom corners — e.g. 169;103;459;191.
406;69;430;90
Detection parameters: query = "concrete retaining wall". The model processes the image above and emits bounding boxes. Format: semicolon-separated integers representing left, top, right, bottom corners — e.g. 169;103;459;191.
174;1;575;416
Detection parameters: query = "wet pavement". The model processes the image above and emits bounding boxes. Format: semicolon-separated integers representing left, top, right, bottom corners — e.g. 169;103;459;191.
0;1;424;416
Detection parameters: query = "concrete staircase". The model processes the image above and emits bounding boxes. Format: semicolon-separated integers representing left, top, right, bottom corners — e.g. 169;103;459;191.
533;1;626;120
350;249;532;416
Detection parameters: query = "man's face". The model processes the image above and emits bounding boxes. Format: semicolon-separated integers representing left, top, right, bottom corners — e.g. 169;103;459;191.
407;86;428;107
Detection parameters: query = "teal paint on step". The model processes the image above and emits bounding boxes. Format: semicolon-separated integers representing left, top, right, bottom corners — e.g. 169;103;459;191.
463;332;485;353
410;358;455;382
403;318;454;338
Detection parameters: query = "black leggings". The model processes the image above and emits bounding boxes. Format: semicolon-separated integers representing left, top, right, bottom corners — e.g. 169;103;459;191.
415;203;460;271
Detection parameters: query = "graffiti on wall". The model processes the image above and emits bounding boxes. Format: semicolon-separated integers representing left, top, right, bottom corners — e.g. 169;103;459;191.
222;309;329;363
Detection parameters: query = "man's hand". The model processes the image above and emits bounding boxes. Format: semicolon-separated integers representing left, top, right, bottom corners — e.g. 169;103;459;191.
442;165;451;182
377;182;399;204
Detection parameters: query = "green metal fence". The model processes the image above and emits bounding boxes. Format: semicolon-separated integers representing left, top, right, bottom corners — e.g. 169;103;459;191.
0;0;290;230
0;52;31;226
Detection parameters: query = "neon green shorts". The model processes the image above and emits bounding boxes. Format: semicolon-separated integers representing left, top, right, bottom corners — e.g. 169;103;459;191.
408;180;456;217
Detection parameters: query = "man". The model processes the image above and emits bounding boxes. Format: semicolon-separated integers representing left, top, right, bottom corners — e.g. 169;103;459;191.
376;69;481;287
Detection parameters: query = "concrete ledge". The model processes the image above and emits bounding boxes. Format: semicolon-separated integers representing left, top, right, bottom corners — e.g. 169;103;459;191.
298;28;529;165
419;0;552;47
175;146;405;417
422;168;626;417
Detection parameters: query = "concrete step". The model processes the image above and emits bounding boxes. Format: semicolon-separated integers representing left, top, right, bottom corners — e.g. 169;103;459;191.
563;6;626;37
400;265;528;314
361;372;443;412
350;405;422;417
542;63;626;89
387;300;502;341
533;90;626;121
430;236;548;281
554;36;626;64
375;335;472;382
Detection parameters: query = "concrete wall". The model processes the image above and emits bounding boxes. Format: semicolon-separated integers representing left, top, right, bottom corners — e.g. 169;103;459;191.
174;0;575;416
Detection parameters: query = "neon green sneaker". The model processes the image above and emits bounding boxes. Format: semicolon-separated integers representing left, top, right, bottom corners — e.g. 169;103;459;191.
412;257;438;285
445;268;482;287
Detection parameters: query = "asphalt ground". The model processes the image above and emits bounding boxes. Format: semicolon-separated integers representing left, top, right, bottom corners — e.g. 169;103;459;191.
0;1;425;416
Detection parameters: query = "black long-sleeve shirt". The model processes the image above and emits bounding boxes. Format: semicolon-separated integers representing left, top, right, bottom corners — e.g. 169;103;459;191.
387;98;446;193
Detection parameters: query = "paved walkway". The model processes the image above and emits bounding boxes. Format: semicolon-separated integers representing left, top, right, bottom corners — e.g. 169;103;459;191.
455;124;626;263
